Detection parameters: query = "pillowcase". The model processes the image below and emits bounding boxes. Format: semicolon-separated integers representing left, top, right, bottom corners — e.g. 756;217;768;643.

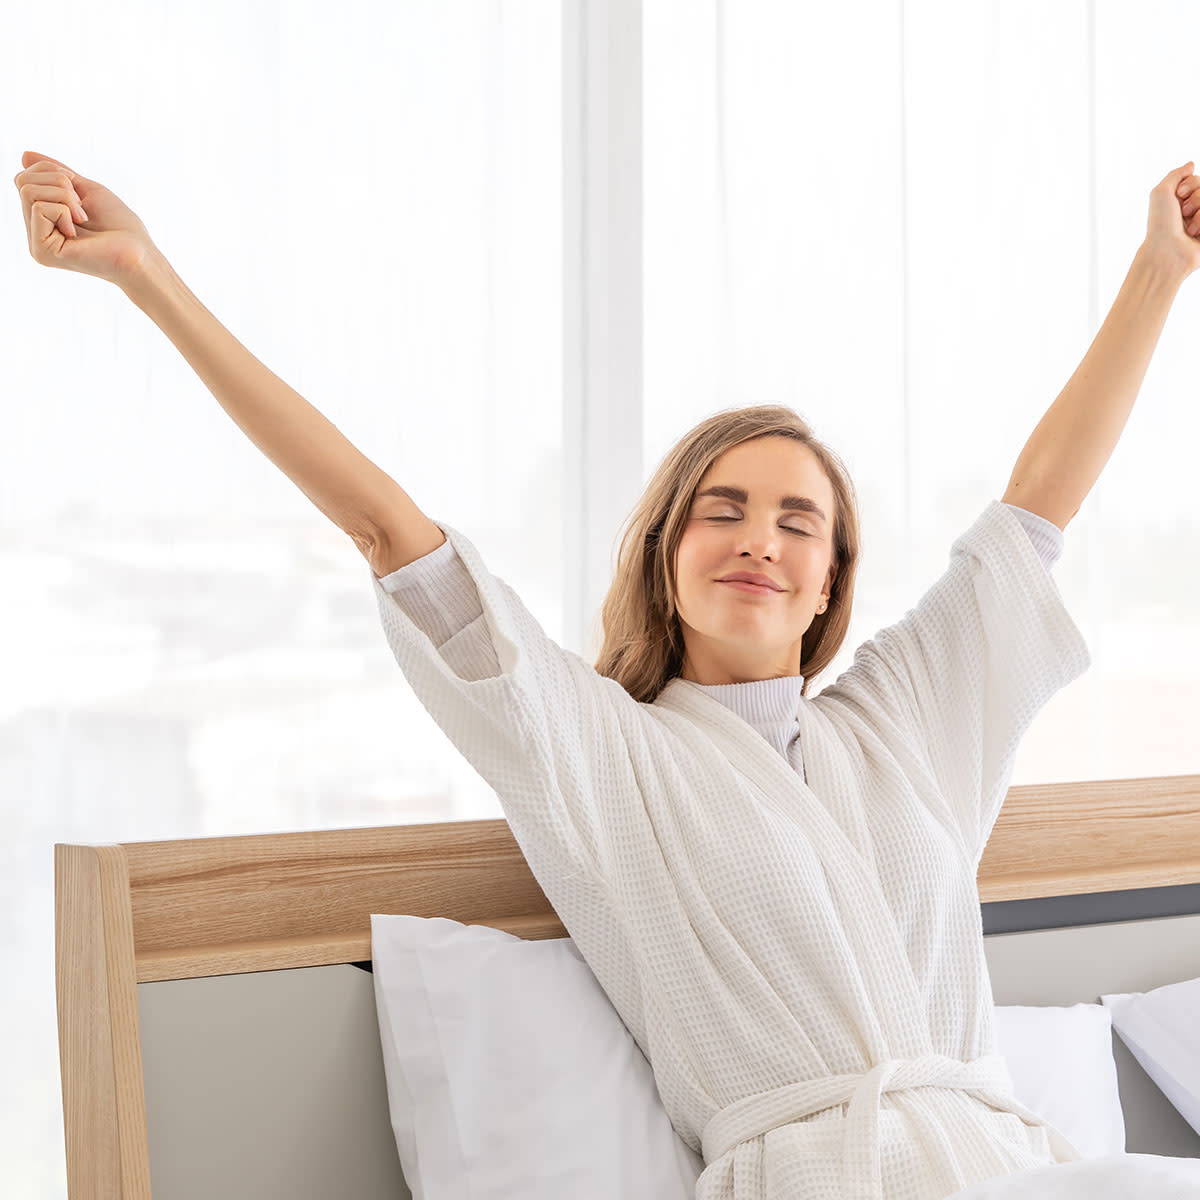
370;915;1126;1198
369;915;704;1200
992;1003;1126;1157
1102;975;1200;1139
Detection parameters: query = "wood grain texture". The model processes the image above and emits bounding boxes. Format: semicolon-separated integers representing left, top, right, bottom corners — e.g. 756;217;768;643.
55;845;121;1199
58;775;1200;984
55;845;151;1199
978;774;1200;901
119;819;564;982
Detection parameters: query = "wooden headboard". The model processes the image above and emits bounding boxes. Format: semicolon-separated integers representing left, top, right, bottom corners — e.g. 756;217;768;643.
55;773;1200;1198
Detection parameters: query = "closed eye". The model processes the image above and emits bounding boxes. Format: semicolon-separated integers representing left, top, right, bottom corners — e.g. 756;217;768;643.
706;517;809;536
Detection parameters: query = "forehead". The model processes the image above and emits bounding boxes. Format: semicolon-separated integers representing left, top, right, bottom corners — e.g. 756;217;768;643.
698;439;832;502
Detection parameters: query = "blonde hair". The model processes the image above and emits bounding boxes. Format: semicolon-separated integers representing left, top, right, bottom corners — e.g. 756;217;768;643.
593;405;861;704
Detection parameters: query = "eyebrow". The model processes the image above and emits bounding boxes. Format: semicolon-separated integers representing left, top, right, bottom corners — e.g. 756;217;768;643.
695;485;827;524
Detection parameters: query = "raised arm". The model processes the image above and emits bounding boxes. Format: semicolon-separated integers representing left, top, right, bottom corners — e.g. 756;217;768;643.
123;250;445;577
14;150;443;579
1001;161;1199;530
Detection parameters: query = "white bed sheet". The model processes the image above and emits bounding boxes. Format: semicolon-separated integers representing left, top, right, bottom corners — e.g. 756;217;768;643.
947;1152;1200;1197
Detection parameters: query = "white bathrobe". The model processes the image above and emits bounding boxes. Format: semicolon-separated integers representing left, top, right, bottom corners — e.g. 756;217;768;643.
369;499;1200;1199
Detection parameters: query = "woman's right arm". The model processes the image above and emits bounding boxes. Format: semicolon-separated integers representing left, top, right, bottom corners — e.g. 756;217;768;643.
122;249;445;577
14;151;440;578
17;154;634;891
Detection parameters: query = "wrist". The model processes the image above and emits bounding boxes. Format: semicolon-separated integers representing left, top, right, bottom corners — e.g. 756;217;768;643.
120;245;182;312
1135;239;1194;290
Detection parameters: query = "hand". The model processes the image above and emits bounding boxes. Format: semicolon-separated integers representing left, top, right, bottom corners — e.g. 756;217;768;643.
13;149;157;288
1143;160;1200;280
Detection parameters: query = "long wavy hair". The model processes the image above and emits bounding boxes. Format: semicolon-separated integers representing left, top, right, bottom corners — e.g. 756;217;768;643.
593;405;862;705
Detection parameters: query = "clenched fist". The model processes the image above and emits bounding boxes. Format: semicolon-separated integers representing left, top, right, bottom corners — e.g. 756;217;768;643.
14;150;157;288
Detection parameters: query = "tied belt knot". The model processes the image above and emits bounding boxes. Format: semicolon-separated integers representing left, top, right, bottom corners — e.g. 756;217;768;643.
701;1053;1080;1200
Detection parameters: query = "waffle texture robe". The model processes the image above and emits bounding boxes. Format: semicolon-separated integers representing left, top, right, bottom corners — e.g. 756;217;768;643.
369;499;1199;1199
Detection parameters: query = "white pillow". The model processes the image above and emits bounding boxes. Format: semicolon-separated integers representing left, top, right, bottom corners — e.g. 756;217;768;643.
370;914;1127;1195
1102;976;1200;1138
369;915;703;1200
992;1003;1126;1157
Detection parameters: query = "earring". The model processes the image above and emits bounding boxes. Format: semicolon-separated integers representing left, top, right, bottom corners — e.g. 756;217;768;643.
818;598;827;613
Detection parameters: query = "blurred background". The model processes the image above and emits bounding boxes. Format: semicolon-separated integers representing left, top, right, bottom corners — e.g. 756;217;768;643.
3;1;1198;1194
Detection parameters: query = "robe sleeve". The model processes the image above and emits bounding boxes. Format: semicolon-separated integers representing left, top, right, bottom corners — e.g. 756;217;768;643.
816;499;1091;865
369;520;640;887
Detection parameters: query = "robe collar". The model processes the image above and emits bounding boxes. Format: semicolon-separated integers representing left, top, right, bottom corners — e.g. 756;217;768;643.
686;674;806;762
653;675;858;855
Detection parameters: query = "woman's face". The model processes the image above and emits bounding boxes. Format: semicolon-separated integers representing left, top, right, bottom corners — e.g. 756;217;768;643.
673;436;837;685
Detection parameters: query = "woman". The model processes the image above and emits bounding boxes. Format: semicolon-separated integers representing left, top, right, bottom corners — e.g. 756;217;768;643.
15;151;1200;1199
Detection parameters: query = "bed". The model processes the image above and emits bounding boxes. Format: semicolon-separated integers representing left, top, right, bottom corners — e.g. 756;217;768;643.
55;771;1200;1199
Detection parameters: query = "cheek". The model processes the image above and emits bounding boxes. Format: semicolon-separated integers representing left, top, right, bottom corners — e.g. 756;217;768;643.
673;543;709;612
674;535;716;589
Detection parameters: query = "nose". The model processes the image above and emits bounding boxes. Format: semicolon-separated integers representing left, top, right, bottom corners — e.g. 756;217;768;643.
734;523;782;559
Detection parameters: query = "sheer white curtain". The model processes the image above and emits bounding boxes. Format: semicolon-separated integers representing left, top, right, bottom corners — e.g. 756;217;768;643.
645;0;1200;782
2;4;560;1195
4;0;1200;1195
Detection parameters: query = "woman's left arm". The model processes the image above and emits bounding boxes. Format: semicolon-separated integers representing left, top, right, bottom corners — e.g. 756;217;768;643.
1001;160;1200;531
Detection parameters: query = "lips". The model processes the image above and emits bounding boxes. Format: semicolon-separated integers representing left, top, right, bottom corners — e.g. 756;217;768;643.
719;579;779;595
717;573;783;591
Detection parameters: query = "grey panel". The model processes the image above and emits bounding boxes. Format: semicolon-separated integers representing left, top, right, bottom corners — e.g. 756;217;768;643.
135;915;1200;1192
984;912;1200;1160
982;882;1200;933
138;964;411;1200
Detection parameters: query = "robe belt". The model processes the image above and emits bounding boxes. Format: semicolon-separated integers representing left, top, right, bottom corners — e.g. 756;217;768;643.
701;1053;1081;1200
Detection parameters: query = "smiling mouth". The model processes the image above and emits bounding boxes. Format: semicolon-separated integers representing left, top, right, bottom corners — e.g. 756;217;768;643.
718;580;779;595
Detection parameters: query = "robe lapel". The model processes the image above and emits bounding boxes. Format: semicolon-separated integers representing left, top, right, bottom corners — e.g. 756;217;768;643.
654;676;934;1053
654;677;875;874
